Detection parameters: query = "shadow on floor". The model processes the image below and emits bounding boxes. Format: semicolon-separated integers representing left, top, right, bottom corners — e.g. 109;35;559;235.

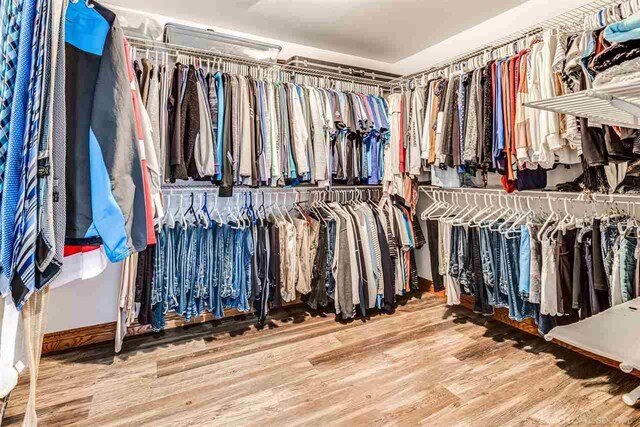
439;304;640;402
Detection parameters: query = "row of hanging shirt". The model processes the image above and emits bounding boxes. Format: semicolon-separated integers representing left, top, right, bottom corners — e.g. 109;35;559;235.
393;4;640;194
422;190;640;336
131;53;391;198
119;188;425;337
391;31;582;194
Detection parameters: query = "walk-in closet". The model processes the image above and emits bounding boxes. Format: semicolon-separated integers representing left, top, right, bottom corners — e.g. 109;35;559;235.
1;0;640;425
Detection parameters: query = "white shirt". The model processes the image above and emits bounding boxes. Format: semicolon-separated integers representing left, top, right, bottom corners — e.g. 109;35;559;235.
290;84;310;174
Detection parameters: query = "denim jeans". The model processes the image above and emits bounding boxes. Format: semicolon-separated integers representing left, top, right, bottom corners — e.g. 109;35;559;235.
518;225;531;300
151;227;169;331
494;228;509;308
619;235;637;303
325;219;337;298
222;227;252;312
220;225;234;299
601;217;624;287
503;234;536;322
208;224;224;318
479;227;496;306
450;225;472;293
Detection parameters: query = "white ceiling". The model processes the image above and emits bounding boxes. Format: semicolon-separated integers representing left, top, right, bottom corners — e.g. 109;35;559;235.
108;0;529;63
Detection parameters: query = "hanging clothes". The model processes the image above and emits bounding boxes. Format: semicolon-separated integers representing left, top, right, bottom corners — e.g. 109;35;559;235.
63;1;150;262
422;193;638;336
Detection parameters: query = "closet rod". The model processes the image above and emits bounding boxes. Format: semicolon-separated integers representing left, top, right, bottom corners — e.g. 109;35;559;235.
127;37;392;89
390;0;623;86
161;183;383;191
419;185;640;201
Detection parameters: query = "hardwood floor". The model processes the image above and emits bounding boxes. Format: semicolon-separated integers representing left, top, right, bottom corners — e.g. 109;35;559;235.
4;294;640;426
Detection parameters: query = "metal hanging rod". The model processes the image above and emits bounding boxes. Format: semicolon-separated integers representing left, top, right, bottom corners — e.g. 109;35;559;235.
419;185;640;201
127;37;392;89
161;183;383;192
390;0;628;87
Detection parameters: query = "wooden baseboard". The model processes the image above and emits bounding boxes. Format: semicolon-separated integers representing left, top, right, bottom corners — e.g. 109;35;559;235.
417;276;447;298
42;303;298;355
421;278;640;379
43;322;117;354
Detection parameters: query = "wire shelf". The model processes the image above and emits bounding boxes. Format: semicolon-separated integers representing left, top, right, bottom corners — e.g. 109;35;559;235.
525;81;640;129
127;37;393;89
390;0;627;86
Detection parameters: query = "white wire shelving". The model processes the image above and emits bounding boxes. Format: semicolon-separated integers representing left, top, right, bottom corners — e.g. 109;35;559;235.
525;81;640;129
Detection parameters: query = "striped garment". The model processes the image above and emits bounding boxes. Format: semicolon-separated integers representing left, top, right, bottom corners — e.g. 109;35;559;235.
0;0;24;297
11;0;49;309
0;0;36;298
0;0;25;197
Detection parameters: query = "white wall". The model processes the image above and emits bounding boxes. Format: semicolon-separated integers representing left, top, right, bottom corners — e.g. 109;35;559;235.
47;263;122;332
107;4;397;74
392;0;596;75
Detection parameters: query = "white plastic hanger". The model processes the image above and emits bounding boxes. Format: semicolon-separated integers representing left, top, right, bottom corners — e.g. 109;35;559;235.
165;193;176;228
549;199;574;239
505;197;532;239
498;197;522;234
537;197;558;241
478;194;501;226
467;194;492;228
449;193;471;224
176;194;188;229
453;194;477;225
432;192;457;220
486;194;513;231
421;190;445;220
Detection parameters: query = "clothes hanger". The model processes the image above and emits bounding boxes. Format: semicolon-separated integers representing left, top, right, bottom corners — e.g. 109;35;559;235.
237;192;247;228
505;197;532;239
420;190;442;220
265;192;275;222
452;194;475;225
256;191;265;222
202;193;214;227
441;193;463;223
310;192;328;226
273;193;286;223
467;194;492;228
176;194;188;229
284;193;295;223
429;192;455;220
195;193;209;228
487;194;513;231
537;197;558;241
212;192;223;224
181;192;194;225
165;193;176;228
498;196;522;234
222;193;238;226
478;194;502;226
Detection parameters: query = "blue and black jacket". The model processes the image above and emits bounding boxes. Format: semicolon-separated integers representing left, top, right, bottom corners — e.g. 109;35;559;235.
65;1;148;262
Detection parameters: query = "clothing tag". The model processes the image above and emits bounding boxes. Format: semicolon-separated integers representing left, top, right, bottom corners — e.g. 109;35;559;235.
37;156;50;176
37;165;50;177
53;179;59;202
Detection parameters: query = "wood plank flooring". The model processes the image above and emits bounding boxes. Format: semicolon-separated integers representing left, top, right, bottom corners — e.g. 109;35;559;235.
4;294;640;426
